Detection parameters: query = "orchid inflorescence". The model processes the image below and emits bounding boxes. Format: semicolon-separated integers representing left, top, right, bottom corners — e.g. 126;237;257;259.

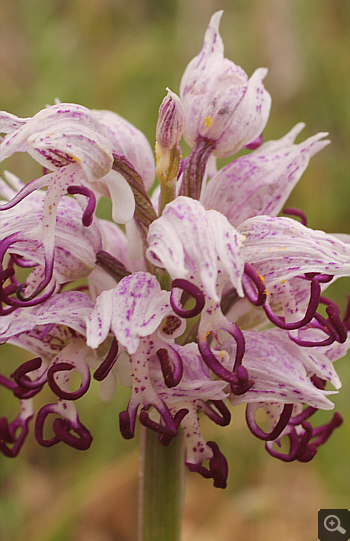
1;11;349;489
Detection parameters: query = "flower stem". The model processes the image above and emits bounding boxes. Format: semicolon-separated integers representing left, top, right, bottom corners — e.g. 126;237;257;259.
138;426;184;541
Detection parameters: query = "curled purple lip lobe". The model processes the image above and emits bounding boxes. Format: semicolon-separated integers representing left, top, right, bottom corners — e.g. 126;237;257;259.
170;279;205;319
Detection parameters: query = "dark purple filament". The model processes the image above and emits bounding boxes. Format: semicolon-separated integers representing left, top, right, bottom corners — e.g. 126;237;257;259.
170;279;205;318
34;405;62;447
265;422;314;462
265;412;343;463
343;295;350;330
159;409;189;446
35;404;92;450
52;418;92;450
47;362;91;400
119;410;134;440
282;207;308;226
12;357;43;389
320;297;347;343
198;399;231;426
93;338;119;381
198;323;251;395
138;400;177;438
263;276;322;331
0;414;32;458
242;263;267;306
0;232;56;307
289;312;338;348
67;185;96;227
245;403;294;441
139;409;178;438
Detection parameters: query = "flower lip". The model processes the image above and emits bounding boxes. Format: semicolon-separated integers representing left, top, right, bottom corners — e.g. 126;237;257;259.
35;403;92;450
186;440;228;489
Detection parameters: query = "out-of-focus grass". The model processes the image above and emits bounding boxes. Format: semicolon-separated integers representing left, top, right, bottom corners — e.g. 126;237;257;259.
0;1;349;540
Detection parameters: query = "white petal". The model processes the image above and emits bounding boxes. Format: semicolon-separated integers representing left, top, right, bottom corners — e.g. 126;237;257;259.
94;109;155;190
239;215;350;286
215;68;271;157
147;196;245;301
86;272;173;354
230;329;338;409
102;169;136;224
202;129;330;226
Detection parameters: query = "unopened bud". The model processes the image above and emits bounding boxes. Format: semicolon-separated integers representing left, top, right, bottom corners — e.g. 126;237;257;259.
156;88;185;150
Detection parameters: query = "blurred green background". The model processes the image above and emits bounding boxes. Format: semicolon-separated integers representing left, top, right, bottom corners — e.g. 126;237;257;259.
0;1;349;540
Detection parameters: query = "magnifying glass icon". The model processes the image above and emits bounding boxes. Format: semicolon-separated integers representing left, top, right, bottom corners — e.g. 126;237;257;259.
324;515;347;534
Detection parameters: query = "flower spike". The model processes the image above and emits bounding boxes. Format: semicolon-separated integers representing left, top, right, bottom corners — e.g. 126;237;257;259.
0;10;349;494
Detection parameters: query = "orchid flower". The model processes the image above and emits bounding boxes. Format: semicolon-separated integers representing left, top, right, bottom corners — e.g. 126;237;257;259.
0;173;102;310
179;11;271;198
0;11;349;503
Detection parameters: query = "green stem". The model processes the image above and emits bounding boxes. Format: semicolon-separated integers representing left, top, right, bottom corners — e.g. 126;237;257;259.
138;427;184;541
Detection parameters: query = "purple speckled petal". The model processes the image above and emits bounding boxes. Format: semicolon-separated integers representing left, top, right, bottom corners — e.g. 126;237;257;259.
86;272;173;354
214;67;271;158
239;216;350;286
147;197;245;301
0;111;29;134
202;126;329;226
93;109;155;191
0;291;94;341
180;11;226;146
229;329;340;409
0;103;113;182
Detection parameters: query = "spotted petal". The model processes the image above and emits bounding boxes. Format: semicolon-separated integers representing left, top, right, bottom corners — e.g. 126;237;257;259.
214;67;271;158
202;125;330;226
86;272;174;354
0;103;113;182
93;109;155;191
239;215;350;286
229;329;339;409
0;291;94;341
146;196;245;301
